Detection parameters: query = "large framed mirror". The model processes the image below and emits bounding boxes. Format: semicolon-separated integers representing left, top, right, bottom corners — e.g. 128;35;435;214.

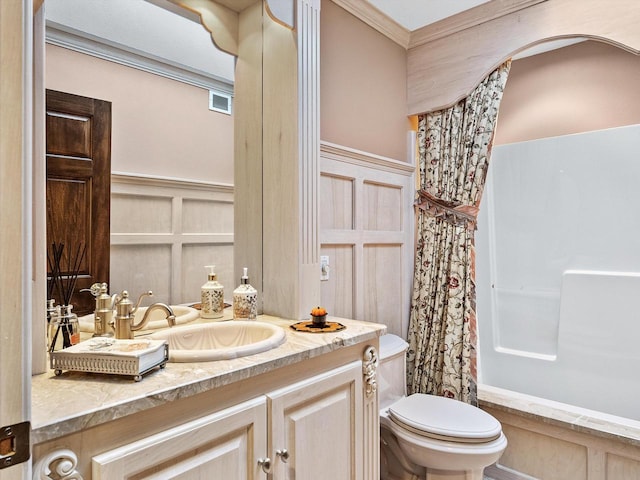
44;0;236;316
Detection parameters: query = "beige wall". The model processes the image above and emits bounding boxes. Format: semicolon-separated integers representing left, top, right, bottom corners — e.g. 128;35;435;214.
320;1;411;162
496;41;640;145
46;44;234;184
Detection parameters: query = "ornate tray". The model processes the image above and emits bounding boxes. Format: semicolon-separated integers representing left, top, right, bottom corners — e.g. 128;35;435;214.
49;338;169;381
290;321;346;333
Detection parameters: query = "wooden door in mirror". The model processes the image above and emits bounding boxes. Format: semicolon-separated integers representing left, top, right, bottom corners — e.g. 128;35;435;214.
46;89;111;316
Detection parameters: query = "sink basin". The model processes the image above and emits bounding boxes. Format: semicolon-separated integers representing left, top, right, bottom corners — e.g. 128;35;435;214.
149;321;286;362
78;305;200;333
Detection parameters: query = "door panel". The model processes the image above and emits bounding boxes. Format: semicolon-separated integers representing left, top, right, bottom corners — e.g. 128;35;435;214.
46;90;111;315
269;361;363;480
92;397;267;479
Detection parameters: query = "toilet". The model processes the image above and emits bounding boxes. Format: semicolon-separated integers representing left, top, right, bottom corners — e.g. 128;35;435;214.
378;334;507;480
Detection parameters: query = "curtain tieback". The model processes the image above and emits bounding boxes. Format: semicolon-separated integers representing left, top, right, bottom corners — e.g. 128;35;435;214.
415;189;479;230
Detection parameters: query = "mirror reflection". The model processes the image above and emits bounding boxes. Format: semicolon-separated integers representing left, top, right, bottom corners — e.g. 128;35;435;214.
45;0;236;314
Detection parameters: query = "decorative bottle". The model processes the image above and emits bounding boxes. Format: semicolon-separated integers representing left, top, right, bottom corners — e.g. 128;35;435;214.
49;304;80;352
233;267;257;320
201;265;224;319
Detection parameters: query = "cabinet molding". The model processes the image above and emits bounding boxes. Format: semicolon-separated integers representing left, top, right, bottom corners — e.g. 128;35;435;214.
362;345;379;399
33;448;83;480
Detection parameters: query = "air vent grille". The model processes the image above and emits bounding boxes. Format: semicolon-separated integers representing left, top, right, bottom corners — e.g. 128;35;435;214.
209;90;232;115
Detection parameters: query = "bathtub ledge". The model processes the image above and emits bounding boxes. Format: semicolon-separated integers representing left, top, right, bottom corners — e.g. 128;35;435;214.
478;384;640;447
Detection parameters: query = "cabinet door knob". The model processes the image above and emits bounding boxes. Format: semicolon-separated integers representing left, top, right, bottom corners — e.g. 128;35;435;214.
258;457;272;474
276;448;290;463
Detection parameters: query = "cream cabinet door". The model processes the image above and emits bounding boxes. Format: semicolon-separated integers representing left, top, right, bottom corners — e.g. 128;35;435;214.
268;361;363;480
92;396;267;479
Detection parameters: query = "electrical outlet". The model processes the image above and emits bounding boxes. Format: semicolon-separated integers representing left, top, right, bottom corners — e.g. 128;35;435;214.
320;255;330;281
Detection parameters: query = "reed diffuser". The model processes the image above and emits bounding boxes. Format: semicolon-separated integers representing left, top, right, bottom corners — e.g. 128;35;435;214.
47;241;86;352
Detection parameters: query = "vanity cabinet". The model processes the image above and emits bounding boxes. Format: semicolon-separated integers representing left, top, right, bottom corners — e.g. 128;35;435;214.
32;322;382;480
90;361;362;479
269;361;363;479
92;397;268;479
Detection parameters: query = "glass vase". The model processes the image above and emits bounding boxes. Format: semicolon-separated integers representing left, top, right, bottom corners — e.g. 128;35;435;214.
49;304;80;352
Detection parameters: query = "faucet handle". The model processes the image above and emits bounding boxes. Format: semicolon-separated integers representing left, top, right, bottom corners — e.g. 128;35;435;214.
81;282;104;297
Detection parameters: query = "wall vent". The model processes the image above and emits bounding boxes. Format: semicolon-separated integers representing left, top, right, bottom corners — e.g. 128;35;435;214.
209;90;232;115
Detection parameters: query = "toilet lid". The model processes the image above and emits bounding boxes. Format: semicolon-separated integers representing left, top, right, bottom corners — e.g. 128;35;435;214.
388;394;502;443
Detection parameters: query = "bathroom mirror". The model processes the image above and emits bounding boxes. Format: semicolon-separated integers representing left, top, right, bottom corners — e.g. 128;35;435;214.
45;0;240;309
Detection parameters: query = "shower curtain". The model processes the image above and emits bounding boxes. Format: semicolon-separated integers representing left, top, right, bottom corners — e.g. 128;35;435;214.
406;61;511;405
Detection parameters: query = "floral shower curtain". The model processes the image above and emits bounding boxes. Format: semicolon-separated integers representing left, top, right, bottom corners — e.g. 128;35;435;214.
406;61;511;406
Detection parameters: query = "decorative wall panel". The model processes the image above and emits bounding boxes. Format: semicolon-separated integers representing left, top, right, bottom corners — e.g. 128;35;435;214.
320;244;354;318
363;244;404;337
182;244;234;305
498;424;588;480
320;173;354;231
607;453;640;479
182;198;233;234
320;142;414;337
363;181;402;231
111;195;172;234
111;174;233;305
110;244;172;303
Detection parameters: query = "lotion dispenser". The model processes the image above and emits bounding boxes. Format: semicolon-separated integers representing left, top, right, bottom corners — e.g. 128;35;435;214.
201;265;224;319
233;267;257;320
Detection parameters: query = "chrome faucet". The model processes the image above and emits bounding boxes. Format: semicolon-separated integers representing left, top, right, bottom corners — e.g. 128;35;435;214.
113;290;176;339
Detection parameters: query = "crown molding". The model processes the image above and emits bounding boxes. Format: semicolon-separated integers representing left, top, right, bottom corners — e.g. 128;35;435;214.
46;23;234;95
330;0;410;48
409;0;547;48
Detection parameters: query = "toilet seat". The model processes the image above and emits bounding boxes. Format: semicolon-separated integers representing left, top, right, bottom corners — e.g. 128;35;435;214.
388;394;502;444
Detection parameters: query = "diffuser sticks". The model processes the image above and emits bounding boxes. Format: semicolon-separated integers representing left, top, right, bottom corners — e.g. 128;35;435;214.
47;242;86;351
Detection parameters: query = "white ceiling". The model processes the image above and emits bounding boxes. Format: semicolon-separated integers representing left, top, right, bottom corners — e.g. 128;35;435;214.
366;0;491;30
45;0;236;82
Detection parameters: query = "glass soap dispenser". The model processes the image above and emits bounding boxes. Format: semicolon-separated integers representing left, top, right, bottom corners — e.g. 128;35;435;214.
201;265;224;319
233;267;257;320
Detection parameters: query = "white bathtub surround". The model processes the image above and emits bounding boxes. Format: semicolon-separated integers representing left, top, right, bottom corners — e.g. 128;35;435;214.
479;385;640;479
407;61;511;405
477;124;640;421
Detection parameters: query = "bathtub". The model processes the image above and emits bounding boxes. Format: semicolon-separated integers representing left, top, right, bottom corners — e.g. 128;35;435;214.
477;269;640;421
474;127;640;478
476;126;640;422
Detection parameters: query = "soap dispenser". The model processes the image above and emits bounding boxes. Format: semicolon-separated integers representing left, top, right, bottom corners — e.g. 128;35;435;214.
201;265;224;319
233;267;257;320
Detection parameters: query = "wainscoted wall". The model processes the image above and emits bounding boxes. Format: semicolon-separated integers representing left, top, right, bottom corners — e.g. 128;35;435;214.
110;173;234;306
319;142;415;337
480;386;640;480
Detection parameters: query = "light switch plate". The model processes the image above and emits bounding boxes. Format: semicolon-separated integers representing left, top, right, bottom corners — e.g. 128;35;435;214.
320;255;330;281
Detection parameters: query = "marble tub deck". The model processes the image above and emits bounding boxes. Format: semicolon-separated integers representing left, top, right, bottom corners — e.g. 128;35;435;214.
479;384;640;448
32;314;386;445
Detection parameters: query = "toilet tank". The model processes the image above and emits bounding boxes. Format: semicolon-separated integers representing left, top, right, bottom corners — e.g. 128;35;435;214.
378;334;409;410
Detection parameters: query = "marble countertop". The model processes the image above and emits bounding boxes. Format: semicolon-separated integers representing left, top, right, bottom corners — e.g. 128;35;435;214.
32;314;386;445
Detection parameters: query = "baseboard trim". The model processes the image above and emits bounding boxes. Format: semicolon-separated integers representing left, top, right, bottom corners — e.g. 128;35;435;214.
484;464;539;480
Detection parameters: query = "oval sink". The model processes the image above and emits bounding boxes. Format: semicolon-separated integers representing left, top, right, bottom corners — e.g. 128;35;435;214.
149;321;286;362
78;305;200;333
